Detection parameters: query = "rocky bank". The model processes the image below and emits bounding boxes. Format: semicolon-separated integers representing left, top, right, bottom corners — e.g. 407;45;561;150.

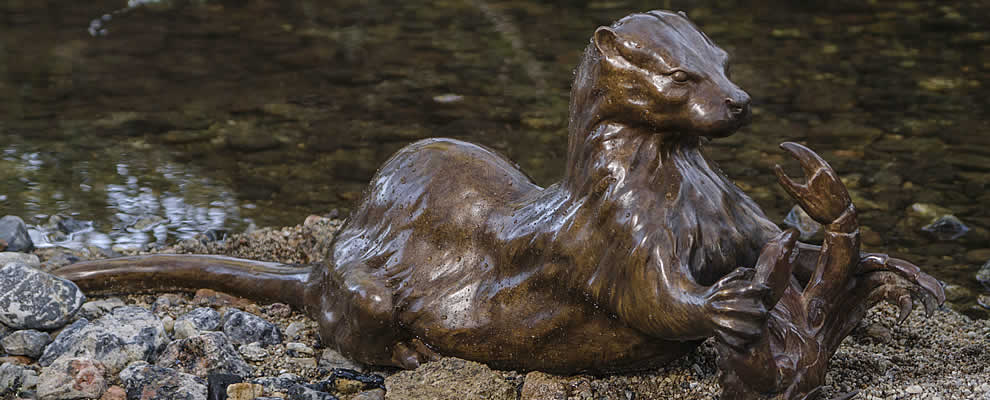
0;215;987;400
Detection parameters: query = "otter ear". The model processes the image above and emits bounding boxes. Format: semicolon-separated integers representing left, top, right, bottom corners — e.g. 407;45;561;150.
593;27;623;61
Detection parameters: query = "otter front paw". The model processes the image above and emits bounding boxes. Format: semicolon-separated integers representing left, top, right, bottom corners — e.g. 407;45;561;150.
704;267;772;351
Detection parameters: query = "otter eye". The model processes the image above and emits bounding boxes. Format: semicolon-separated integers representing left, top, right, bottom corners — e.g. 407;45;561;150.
671;70;690;82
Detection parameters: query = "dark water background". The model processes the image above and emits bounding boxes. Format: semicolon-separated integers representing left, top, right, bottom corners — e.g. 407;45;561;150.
1;0;988;315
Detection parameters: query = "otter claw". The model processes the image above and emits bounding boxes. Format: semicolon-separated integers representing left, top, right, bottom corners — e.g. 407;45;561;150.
896;294;913;324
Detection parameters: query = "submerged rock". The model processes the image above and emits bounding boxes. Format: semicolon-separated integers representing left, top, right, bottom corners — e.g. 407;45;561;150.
156;332;253;377
1;329;52;358
120;362;207;400
921;215;970;240
222;309;281;346
0;216;33;253
37;357;107;400
39;307;167;374
976;260;990;290
0;262;85;330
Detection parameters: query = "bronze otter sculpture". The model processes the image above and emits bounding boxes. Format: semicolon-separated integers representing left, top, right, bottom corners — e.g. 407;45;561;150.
56;11;944;399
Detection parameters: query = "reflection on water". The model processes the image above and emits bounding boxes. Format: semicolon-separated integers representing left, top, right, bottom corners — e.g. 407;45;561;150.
0;0;987;313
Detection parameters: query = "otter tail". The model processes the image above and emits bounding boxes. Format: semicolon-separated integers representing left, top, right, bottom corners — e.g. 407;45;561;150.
54;255;316;311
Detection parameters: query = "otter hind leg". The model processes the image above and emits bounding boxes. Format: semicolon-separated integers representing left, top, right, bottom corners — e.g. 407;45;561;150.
315;261;437;369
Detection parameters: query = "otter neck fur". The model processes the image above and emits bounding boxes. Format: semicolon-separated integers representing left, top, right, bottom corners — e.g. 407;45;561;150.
526;43;778;338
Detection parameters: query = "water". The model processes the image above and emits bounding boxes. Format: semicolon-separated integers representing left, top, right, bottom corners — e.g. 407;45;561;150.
0;0;987;314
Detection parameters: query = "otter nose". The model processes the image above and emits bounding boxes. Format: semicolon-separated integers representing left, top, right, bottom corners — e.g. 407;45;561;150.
726;94;751;117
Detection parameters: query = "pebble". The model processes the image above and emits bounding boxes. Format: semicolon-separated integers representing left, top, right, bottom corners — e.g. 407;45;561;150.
79;297;126;320
238;342;269;362
0;216;34;253
251;375;337;400
173;319;201;340
0;262;85;330
39;306;167;374
286;342;314;357
226;382;263;400
921;215;970;240
1;330;52;358
906;384;924;394
177;307;222;331
286;357;317;370
37;357;108;400
782;205;821;240
284;321;306;340
319;349;363;372
120;362;207;400
222;309;281;346
353;389;386;400
156;331;253;377
161;316;175;333
0;253;40;268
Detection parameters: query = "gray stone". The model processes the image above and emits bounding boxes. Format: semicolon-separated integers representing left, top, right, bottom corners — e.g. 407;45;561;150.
238;342;268;362
120;362;207;400
1;329;52;358
222;309;281;346
37;357;108;399
156;332;253;377
0;253;40;269
782;205;821;240
286;342;314;357
173;319;201;340
39;306;167;374
0;262;85;330
79;297;126;320
0;362;30;397
177;307;221;331
251;375;336;400
319;348;363;372
0;216;34;253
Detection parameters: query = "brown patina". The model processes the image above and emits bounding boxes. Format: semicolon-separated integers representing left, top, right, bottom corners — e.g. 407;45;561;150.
56;11;944;399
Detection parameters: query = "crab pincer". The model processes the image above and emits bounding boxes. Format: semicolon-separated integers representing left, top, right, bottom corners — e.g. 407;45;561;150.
773;142;853;226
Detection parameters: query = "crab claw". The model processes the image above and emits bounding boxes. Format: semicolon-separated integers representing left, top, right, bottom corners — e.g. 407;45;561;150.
774;142;853;225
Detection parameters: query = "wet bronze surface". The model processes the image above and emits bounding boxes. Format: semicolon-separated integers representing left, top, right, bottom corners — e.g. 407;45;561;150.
56;10;945;398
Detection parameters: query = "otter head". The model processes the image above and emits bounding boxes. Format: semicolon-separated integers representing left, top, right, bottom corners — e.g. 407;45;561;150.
590;11;750;138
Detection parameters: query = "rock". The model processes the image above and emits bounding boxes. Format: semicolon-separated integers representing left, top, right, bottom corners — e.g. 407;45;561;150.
943;284;974;303
284;321;306;340
0;262;85;330
1;329;52;358
226;382;263;400
251;375;338;400
286;342;314;357
162;316;175;334
100;385;126;400
47;215;90;235
265;303;292;319
156;332;253;377
120;362;207;400
238;342;268;362
978;295;990;310
860;323;893;343
222;309;281;346
0;323;9;340
173;319;201;340
0;216;33;253
782;205;821;240
287;357;317;370
325;369;384;393
37;357;108;399
384;358;515;400
207;373;242;400
39;307;167;374
922;215;970;240
521;371;570;400
353;389;385;400
319;349;362;372
80;298;126;320
977;260;990;290
177;308;222;331
0;362;30;397
906;384;924;394
0;253;40;269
